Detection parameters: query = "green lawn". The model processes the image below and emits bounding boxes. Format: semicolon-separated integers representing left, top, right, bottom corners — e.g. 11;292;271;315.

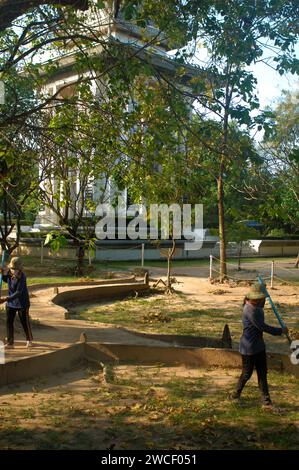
27;277;84;285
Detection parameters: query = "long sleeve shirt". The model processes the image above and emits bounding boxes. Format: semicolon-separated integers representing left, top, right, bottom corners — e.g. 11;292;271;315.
2;271;30;309
239;302;282;355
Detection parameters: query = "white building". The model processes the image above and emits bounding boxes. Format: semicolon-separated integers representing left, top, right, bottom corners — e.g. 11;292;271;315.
34;1;195;230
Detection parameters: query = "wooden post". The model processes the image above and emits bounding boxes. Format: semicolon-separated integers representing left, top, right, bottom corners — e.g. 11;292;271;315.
141;243;145;267
209;254;213;280
40;240;44;266
270;260;274;289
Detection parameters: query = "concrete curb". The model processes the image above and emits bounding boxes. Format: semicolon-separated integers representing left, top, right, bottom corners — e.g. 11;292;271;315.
51;282;150;319
1;275;137;295
1;341;298;387
0;343;84;386
124;331;226;348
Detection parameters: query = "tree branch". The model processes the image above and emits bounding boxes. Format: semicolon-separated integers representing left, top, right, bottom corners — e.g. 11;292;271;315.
0;0;89;32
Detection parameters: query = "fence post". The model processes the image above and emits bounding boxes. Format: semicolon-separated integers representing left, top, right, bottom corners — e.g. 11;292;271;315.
40;240;44;266
141;243;145;267
209;254;213;280
270;260;274;289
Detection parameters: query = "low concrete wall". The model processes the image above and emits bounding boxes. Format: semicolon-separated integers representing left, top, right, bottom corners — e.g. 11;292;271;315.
88;343;299;377
88;343;243;368
1;342;298;386
15;243;77;260
6;239;299;260
267;351;299;377
249;240;299;257
52;282;150;308
0;343;84;386
1;275;137;296
126;331;226;349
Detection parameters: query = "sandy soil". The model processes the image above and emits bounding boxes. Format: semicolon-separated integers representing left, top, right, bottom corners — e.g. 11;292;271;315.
0;363;298;450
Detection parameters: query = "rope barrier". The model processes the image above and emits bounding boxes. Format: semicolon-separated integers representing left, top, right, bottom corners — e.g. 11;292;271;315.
273;274;299;286
211;255;244;268
211;264;270;282
211;255;271;269
210;255;299;285
273;264;299;277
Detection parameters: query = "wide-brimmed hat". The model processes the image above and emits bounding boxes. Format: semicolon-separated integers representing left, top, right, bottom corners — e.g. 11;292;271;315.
246;283;266;300
8;257;23;270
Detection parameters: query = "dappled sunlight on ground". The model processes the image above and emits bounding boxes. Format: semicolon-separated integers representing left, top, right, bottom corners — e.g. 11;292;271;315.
0;364;298;450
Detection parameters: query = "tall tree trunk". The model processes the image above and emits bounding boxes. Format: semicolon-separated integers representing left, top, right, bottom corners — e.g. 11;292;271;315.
218;62;233;282
295;253;299;268
217;163;227;281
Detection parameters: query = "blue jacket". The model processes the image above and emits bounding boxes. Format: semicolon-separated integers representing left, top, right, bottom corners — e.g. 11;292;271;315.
2;271;30;309
239;303;282;355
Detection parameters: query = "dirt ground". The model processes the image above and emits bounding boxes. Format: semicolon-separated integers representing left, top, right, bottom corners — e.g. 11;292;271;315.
0;363;298;450
0;263;299;450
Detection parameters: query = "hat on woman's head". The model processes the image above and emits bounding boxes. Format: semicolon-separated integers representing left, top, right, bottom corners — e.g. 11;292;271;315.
8;257;23;270
246;283;266;300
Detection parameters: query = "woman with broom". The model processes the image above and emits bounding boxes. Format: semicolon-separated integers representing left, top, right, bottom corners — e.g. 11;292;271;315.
230;283;288;407
0;257;33;348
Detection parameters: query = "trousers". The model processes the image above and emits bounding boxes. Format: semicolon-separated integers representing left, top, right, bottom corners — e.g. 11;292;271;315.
236;350;270;399
6;306;33;344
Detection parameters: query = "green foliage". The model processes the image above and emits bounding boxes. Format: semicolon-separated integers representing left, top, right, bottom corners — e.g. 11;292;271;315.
1;0;298;257
227;223;259;243
255;90;299;234
266;228;289;238
44;231;68;253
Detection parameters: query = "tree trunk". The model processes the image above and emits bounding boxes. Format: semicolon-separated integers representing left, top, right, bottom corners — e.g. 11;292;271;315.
166;239;176;293
295;253;299;269
217;168;227;281
75;243;85;276
218;62;233;283
0;0;89;32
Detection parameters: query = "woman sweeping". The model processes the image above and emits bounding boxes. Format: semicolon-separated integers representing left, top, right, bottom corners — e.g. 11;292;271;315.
0;257;33;348
231;283;288;407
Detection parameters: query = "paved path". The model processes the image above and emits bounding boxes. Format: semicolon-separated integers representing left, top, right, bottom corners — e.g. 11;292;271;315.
1;282;168;363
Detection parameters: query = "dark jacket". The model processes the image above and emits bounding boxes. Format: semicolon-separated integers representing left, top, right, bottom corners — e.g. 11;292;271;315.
2;271;30;309
239;302;282;355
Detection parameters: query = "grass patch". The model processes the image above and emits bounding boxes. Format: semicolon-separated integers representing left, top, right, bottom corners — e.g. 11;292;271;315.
69;287;298;352
71;294;242;338
27;276;82;285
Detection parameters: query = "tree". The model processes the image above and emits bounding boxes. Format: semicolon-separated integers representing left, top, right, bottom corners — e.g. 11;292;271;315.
0;146;41;254
227;224;259;271
1;0;199;270
37;78;127;274
114;76;199;293
1;0;298;276
0;69;44;253
241;89;299;265
125;0;299;280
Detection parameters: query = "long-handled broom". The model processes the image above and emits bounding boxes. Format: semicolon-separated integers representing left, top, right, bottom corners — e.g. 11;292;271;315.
0;250;7;297
258;275;292;345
